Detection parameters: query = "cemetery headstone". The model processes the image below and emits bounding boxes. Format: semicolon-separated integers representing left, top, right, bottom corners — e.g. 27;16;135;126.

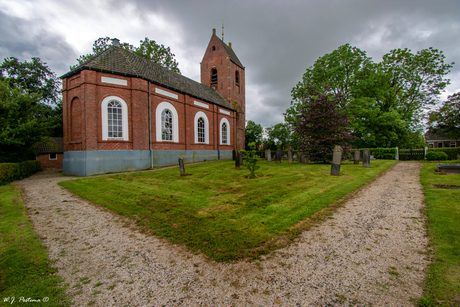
288;148;293;164
235;152;240;170
363;148;370;168
330;146;342;176
178;158;186;176
275;148;282;163
266;149;271;162
354;149;360;164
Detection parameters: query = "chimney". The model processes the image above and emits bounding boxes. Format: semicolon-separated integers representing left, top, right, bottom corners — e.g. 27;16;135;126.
229;42;232;49
111;38;120;46
212;28;216;36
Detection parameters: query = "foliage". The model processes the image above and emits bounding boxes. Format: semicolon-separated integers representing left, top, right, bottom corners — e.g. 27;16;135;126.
0;161;42;185
427;148;460;160
288;44;454;148
291;86;355;162
245;120;264;149
356;148;397;160
0;185;69;306
72;36;181;73
240;142;260;179
425;151;448;161
264;122;298;150
0;79;48;162
59;159;396;261
419;163;460;306
428;92;460;139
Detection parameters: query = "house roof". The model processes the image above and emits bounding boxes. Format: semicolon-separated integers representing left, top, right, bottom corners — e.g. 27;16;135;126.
425;132;459;141
35;137;64;154
218;38;244;69
60;46;235;110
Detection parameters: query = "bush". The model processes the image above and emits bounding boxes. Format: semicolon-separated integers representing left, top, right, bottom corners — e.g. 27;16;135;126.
425;151;449;161
357;148;397;160
0;160;41;185
428;148;460;160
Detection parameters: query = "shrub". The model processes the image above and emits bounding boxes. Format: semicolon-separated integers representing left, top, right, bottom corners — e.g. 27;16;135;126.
428;148;460;160
425;151;448;161
358;148;397;160
0;160;41;185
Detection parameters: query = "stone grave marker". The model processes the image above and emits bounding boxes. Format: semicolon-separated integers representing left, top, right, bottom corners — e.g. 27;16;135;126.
275;148;282;163
362;148;370;168
178;158;186;176
354;149;360;164
288;148;293;164
266;149;271;162
330;146;342;176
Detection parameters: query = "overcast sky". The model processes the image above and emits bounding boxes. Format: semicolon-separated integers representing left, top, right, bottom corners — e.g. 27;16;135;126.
1;0;459;128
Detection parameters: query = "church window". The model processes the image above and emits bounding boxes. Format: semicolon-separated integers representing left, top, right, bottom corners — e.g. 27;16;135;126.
220;118;230;145
212;46;216;51
211;68;217;83
194;111;209;144
235;70;240;85
156;101;179;142
101;96;129;141
161;109;173;141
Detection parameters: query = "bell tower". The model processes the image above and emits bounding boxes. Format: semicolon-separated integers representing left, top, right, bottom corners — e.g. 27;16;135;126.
201;28;245;150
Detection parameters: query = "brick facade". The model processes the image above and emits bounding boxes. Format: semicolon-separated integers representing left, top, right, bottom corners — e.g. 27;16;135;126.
61;29;244;175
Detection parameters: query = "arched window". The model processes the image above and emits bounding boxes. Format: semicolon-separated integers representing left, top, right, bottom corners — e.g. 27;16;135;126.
194;111;209;144
161;109;173;141
235;70;240;85
101;96;129;141
211;68;217;83
156;101;179;142
220;118;230;145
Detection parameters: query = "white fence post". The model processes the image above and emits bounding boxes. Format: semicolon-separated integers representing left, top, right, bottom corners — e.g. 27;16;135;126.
395;147;399;160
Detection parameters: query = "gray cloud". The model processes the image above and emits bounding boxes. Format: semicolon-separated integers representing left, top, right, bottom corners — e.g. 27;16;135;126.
2;0;459;128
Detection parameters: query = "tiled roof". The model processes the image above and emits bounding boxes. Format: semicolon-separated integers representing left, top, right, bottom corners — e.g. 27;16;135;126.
219;39;244;69
61;47;235;110
35;137;64;154
425;132;459;141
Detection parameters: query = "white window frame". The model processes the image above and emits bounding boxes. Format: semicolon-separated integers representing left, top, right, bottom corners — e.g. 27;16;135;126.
49;153;57;160
450;141;457;148
101;96;129;141
220;118;230;145
194;111;209;144
156;101;179;142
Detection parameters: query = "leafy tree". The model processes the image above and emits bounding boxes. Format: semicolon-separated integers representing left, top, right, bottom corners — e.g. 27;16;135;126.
291;86;355;162
1;57;63;137
265;122;297;150
0;79;46;162
428;92;460;139
245;120;264;149
73;37;180;73
289;44;454;148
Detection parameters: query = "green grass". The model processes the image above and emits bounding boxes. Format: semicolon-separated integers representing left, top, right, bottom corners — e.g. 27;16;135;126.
0;185;69;306
419;161;460;306
59;159;397;261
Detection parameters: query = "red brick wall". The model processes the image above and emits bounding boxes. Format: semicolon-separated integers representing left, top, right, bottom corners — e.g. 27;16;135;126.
37;153;63;169
62;70;238;153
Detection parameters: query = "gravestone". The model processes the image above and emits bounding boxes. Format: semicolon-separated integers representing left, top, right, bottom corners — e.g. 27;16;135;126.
330;146;342;176
362;148;370;168
266;149;271;162
235;152;240;170
288;148;293;164
298;151;308;165
275;148;282;163
178;158;186;176
354;149;360;164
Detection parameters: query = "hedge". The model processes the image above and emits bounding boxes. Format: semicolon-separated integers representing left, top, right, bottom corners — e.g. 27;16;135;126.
356;148;397;160
427;148;460;160
0;160;42;185
425;151;449;161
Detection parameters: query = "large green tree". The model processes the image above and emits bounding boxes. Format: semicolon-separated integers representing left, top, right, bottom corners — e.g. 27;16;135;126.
0;57;62;138
428;92;460;139
245;120;264;149
73;37;181;73
288;44;454;148
0;79;46;162
264;122;298;150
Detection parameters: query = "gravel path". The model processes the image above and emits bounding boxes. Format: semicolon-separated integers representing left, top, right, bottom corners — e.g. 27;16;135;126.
14;161;428;306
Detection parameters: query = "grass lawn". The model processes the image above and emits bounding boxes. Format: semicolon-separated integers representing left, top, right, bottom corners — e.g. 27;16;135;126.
419;161;460;307
59;159;397;261
0;185;69;306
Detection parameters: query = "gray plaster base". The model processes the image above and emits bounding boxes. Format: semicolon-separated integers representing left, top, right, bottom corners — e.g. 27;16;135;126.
64;150;233;176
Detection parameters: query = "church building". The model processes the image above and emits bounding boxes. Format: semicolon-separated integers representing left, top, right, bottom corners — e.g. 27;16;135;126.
61;29;245;176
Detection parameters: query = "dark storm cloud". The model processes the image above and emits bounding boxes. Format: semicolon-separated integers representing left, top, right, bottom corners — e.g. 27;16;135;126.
0;10;77;76
112;0;460;127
